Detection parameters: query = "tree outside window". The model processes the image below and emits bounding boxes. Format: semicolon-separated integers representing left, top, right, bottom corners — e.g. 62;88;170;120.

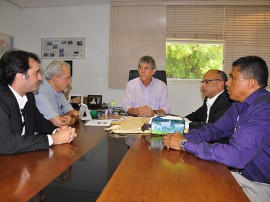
166;40;223;79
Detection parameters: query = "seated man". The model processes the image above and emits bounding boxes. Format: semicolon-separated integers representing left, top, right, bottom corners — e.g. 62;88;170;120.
0;49;76;154
35;60;79;127
163;56;270;201
185;69;233;130
123;55;170;117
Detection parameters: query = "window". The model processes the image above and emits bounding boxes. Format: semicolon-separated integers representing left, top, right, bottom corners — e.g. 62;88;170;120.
109;3;270;88
166;40;223;79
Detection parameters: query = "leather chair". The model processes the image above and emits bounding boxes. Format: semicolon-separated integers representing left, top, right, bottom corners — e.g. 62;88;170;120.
128;70;167;85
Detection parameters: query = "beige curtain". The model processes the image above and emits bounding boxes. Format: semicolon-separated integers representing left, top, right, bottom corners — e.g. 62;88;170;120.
109;5;166;89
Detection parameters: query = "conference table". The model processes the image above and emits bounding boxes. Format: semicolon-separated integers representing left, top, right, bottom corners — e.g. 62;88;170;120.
97;135;250;202
0;120;249;202
0;120;109;202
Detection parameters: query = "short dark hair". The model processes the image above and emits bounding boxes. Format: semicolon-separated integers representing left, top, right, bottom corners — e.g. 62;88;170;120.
211;69;228;82
138;55;156;69
232;56;268;88
0;49;40;85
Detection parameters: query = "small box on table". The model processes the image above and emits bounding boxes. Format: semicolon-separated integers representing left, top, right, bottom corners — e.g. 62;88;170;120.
151;116;185;135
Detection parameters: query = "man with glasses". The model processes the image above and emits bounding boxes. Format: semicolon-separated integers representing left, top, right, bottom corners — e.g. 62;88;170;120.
35;60;79;127
184;69;233;134
163;56;270;201
123;55;170;117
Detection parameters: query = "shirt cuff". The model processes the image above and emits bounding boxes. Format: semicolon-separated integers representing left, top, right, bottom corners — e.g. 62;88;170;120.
182;140;198;155
47;135;53;146
183;117;191;131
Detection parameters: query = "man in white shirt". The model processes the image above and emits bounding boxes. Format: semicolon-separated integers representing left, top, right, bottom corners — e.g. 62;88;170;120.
0;49;76;154
123;55;170;117
184;70;233;134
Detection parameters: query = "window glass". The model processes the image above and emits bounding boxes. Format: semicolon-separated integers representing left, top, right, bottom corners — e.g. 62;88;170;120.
166;40;223;79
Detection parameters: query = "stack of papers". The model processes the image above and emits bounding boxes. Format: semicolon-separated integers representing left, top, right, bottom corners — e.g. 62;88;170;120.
85;116;127;127
85;120;112;126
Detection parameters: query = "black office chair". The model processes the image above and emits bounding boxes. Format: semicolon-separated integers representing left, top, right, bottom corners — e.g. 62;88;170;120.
128;70;167;85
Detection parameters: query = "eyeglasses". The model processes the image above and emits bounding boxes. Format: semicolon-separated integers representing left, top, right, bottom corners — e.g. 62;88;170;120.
200;79;221;84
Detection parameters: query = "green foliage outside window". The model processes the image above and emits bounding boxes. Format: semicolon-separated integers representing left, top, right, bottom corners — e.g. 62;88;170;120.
166;43;223;79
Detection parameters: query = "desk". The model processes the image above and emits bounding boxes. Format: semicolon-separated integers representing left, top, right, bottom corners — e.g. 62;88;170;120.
0;121;108;202
97;135;249;202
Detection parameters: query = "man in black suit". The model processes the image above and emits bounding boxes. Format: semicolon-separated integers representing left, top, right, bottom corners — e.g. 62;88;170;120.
185;70;233;132
0;49;76;154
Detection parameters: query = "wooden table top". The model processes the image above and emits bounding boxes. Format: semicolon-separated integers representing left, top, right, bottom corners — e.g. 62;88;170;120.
97;135;249;202
0;121;107;202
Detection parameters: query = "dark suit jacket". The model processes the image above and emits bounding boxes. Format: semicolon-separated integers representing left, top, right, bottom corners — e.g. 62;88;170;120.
0;85;57;154
185;91;233;130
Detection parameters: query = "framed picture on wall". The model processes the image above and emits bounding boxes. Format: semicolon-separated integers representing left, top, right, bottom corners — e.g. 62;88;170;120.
0;32;14;58
41;37;85;59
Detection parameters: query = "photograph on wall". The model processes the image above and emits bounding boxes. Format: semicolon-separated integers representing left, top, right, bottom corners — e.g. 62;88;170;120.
41;37;85;59
0;32;14;58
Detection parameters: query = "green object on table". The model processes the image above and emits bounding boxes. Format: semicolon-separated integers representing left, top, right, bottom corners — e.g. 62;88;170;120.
91;110;98;119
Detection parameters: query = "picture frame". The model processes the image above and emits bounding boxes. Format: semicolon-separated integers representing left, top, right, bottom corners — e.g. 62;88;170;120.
87;95;102;107
69;95;82;111
41;37;85;59
0;32;14;58
82;95;89;105
69;95;83;104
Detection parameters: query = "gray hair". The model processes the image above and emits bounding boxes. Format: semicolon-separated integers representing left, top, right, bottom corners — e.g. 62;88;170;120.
45;60;70;80
138;55;156;69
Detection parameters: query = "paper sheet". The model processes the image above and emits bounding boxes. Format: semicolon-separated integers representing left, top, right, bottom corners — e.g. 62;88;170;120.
85;120;112;126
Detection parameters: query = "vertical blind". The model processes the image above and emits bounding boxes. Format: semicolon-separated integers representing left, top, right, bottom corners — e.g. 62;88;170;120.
110;4;270;88
224;6;270;86
109;5;166;88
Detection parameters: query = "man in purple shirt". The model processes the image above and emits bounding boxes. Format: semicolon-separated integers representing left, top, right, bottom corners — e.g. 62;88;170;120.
123;55;170;116
163;56;270;201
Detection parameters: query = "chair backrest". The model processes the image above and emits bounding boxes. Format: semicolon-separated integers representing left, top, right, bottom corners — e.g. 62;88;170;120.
128;70;167;85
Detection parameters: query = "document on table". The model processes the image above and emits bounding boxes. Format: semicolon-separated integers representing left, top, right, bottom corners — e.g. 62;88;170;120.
85;120;112;126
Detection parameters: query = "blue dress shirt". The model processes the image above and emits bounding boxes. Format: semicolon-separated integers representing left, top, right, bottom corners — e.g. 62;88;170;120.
34;80;73;120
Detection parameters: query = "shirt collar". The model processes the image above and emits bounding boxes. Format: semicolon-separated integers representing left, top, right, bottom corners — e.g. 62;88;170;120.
139;77;155;88
237;88;266;113
8;85;28;109
43;79;61;97
206;90;224;106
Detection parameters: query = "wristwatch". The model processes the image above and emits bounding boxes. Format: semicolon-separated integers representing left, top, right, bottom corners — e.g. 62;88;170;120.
179;139;187;151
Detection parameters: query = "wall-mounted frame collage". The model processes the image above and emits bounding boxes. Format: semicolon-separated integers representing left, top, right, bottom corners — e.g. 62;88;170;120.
41;37;85;59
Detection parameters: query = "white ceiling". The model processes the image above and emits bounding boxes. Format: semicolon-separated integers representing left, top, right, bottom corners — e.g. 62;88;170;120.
6;0;270;8
7;0;111;8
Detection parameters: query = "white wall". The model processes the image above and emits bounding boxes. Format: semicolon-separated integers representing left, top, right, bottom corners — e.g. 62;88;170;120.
0;1;22;47
1;2;203;116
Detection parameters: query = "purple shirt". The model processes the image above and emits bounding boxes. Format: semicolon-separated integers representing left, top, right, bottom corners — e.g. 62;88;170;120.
123;77;170;114
184;88;270;183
